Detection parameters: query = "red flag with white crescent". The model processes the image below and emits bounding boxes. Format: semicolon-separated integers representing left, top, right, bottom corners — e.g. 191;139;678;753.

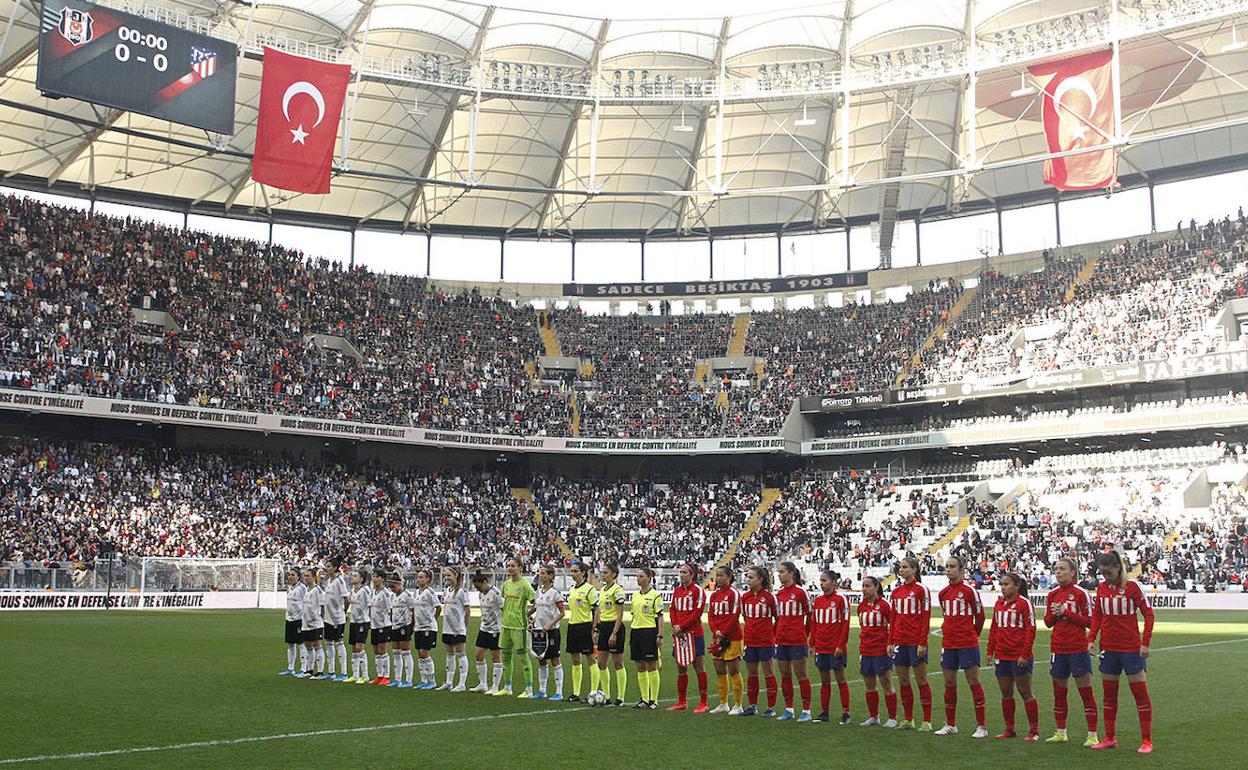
1029;49;1117;191
251;47;351;195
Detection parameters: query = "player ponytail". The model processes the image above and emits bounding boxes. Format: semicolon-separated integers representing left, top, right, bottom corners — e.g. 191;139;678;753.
821;569;840;584
1096;550;1128;586
779;560;803;585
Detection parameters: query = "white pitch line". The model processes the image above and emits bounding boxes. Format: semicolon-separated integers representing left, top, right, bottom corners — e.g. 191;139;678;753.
4;636;1247;766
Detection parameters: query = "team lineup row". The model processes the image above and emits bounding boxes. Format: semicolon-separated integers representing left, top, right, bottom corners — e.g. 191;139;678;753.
279;552;1156;754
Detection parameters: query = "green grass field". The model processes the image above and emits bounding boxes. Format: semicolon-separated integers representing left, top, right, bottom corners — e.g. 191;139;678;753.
1;609;1245;768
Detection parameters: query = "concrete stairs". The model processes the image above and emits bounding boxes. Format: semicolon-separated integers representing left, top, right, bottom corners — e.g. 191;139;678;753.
713;487;782;572
894;285;978;388
727;313;751;357
1064;254;1102;303
511;487;574;560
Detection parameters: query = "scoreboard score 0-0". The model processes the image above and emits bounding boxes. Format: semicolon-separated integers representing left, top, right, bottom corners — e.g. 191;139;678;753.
37;0;236;134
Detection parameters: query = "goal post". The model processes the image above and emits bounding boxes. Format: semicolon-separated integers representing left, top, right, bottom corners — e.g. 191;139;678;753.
139;557;283;608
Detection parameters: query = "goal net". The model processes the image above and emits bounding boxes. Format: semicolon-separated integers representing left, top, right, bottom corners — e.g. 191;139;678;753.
140;557;282;604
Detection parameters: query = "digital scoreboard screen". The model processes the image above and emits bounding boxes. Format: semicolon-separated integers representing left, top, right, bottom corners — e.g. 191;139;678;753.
37;0;236;134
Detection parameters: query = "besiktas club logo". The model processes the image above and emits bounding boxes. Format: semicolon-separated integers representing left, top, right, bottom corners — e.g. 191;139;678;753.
57;7;94;46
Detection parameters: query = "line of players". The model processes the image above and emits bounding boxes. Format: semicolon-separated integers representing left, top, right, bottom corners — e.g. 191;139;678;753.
279;551;1155;754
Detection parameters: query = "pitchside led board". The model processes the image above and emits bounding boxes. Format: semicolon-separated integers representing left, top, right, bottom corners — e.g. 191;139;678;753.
36;0;236;134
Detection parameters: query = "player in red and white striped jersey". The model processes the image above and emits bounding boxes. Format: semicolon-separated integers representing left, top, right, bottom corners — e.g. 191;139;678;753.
987;573;1039;741
1089;551;1156;754
667;564;708;713
888;556;933;730
1044;557;1099;746
857;576;898;727
934;556;987;738
707;566;745;714
739;565;779;717
773;562;813;722
810;570;851;724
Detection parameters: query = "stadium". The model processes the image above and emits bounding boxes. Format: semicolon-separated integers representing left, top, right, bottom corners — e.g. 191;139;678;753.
0;0;1246;766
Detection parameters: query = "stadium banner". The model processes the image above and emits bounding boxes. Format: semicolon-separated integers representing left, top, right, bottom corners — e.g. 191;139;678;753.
36;0;237;134
561;271;870;298
0;389;787;455
0;591;268;611
801;348;1248;413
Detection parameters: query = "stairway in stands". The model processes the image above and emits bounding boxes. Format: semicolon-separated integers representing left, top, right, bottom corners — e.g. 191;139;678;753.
1064;253;1102;303
894;285;978;387
569;392;581;436
727;313;751;356
537;310;562;357
511;487;574;560
712;487;781;571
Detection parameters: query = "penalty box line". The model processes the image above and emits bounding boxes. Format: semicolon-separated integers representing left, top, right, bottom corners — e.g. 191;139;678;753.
2;636;1246;766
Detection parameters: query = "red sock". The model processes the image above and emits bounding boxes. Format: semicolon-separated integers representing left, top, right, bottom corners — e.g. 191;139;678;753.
885;692;898;719
696;671;708;703
781;677;794;709
900;683;914;720
1024;697;1040;734
677;673;688;704
748;675;760;706
944;683;958;726
1129;681;1152;741
1052;681;1069;729
821;682;832;713
1002;697;1016;732
970;682;986;727
1102;680;1119;739
799;678;812;711
838;681;851;713
1078;685;1098;732
765;675;778;709
918;682;933;722
866;690;880;718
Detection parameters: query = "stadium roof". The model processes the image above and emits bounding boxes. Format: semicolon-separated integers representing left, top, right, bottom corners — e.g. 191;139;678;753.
2;0;1248;241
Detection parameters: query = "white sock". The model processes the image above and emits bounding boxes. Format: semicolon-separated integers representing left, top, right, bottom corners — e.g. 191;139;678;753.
553;664;564;696
493;662;505;690
336;643;347;674
391;651;401;680
538;663;548;693
326;644;336;675
377;652;388;679
457;653;470;689
423;656;436;684
315;647;325;674
477;661;488;687
404;651;415;683
446;654;457;686
287;644;297;670
299;646;309;671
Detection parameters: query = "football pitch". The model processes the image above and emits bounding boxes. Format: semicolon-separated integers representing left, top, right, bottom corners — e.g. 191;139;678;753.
2;609;1245;768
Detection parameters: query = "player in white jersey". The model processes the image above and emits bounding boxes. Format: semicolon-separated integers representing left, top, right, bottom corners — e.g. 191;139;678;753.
412;569;442;689
298;569;327;679
388;573;417;688
322;561;351;681
471;573;505;693
347;569;373;684
368;572;394;685
438;566;471;692
280;568;305;676
532;564;567;701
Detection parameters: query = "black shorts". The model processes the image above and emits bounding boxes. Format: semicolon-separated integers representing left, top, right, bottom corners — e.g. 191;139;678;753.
324;623;345;642
534;629;562;661
301;626;324;643
390;624;414;643
284;619;302;645
442;633;467;646
349;622;370;645
414;630;437;651
630;627;659;662
475;630;500;651
370;627;390;647
596;622;626;654
566;622;594;655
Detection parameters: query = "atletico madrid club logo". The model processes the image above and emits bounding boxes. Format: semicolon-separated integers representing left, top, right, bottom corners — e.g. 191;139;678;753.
57;7;93;47
191;47;218;79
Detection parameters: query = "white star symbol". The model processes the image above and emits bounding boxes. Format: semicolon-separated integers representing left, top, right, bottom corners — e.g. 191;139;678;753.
1069;123;1087;141
290;124;309;145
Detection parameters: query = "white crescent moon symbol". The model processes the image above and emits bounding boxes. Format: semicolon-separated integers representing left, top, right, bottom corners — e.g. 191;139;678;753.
1053;76;1098;117
281;81;326;128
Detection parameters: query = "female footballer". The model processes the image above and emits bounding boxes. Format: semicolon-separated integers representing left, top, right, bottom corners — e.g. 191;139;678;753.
934;555;987;738
439;566;470;691
388;573;416;688
497;557;536;698
1089;551;1155;754
774;561;813;722
412;569;441;689
707;565;745;714
668;563;708;713
630;567;665;709
367;571;392;684
739;565;779;717
347;569;372;683
810;569;851;724
533;564;567;700
1044;557;1099;746
280;568;305;676
888;556;932;730
987;572;1039;741
857;575;898;727
470;572;504;693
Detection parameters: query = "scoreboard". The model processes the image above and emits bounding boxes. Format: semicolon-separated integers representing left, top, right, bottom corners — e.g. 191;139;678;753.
37;0;236;134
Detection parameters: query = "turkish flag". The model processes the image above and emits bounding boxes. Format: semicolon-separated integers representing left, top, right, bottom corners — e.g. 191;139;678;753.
251;48;351;195
1029;49;1117;191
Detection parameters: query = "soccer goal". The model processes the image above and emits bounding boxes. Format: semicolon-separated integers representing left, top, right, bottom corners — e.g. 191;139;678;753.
139;557;283;608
